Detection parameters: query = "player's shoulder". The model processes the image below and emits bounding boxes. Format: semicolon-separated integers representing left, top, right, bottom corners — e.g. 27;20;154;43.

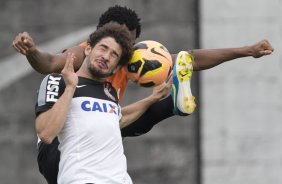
114;65;127;76
37;73;65;107
79;41;88;47
40;73;65;90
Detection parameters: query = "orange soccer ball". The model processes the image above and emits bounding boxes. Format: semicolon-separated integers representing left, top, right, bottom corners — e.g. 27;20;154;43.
126;40;173;87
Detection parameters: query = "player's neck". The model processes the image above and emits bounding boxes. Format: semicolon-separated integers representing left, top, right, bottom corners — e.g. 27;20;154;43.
78;72;106;82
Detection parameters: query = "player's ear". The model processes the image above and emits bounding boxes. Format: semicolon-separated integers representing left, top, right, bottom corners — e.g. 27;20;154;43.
112;65;121;74
84;45;92;56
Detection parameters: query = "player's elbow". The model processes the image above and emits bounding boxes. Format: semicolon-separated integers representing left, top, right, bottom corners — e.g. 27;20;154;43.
119;118;127;129
37;132;55;144
119;115;133;129
35;114;59;144
36;126;56;144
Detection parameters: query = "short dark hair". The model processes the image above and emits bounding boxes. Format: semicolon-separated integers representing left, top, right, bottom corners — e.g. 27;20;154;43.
98;5;141;38
88;22;133;66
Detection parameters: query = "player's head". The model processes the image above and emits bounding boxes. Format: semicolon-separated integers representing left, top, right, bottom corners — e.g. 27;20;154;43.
97;5;141;40
85;22;133;79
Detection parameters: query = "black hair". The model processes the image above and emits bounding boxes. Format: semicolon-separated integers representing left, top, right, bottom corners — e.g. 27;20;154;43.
98;5;141;38
88;22;133;66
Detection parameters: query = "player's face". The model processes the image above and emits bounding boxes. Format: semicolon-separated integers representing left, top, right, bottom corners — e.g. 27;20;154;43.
85;37;122;79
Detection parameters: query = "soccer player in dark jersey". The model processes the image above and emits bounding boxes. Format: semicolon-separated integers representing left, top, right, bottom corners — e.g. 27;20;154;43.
13;5;274;184
35;22;171;184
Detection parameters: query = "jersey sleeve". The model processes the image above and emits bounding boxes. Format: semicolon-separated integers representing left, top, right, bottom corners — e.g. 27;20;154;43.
35;73;65;116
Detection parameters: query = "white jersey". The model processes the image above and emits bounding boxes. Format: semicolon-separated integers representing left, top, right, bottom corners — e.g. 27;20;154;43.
36;74;132;184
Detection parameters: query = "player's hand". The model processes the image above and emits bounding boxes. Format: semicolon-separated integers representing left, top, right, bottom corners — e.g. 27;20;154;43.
61;52;78;89
250;39;274;58
151;74;173;100
12;32;36;55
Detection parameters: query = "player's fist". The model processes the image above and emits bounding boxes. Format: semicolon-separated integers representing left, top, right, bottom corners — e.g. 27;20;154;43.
251;39;274;58
12;32;36;55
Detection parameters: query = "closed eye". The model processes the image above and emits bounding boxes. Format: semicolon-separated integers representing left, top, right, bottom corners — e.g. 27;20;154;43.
98;43;120;60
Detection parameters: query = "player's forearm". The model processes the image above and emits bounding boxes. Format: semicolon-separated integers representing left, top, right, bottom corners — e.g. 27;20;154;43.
36;86;76;144
26;49;59;74
120;77;171;128
120;94;160;129
192;46;252;71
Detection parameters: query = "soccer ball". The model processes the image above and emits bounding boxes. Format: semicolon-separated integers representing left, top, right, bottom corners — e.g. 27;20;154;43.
127;40;173;87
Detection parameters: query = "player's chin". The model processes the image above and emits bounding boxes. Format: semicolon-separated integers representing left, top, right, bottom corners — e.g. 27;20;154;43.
98;67;110;74
96;62;108;70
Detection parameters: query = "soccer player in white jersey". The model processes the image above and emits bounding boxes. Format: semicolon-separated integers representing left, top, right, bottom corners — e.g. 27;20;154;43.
13;6;274;184
35;22;171;184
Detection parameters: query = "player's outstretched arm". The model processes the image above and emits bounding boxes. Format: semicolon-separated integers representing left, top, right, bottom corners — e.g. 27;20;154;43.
120;76;172;129
174;39;274;71
36;53;78;144
12;32;85;74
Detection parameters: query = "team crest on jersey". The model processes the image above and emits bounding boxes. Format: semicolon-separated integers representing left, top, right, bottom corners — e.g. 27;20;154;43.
104;83;116;101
